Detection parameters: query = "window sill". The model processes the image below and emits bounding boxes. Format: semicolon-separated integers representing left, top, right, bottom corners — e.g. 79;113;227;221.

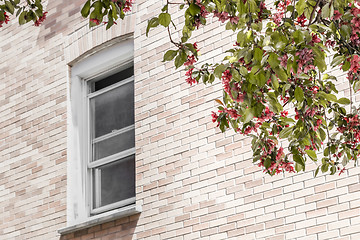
58;204;141;235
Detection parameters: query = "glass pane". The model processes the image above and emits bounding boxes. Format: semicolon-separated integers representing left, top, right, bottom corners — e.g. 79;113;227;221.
90;81;134;138
93;128;135;160
91;65;134;92
93;155;135;208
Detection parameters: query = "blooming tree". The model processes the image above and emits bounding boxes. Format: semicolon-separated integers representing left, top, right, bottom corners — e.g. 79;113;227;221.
3;0;360;176
0;0;47;27
145;0;360;176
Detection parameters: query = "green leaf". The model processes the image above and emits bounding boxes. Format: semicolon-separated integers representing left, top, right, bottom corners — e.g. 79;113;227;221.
271;74;279;90
254;48;263;63
324;147;329;156
214;64;227;79
232;69;241;82
354;81;360;92
243;108;254;123
295;87;304;102
162;4;168;12
273;67;287;82
331;55;345;67
81;0;91;17
330;165;336;175
321;2;330;18
337;97;350;105
319;128;326;141
237;32;246;47
181;26;192;42
159;13;171;27
268;52;280;69
295;0;306;16
174;50;187;69
295;162;304;172
146;17;159;36
342;154;349;166
314;166;320;177
5;1;14;14
321;163;329;173
106;15;114;30
18;11;26;25
163;50;178;62
312;47;326;72
189;3;201;16
305;150;317;161
342;61;350;71
264;158;272;169
293;154;305;167
324;93;337;102
279;126;293;139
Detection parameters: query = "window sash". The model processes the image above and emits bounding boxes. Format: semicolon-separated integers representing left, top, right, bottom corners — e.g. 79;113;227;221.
88;147;135;169
92;124;135;144
86;71;135;215
91;197;136;215
87;75;134;99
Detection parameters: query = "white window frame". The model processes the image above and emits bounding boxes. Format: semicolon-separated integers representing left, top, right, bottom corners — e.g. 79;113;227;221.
86;65;136;215
60;38;141;234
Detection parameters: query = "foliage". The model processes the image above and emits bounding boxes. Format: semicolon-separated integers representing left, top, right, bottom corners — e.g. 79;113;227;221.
146;0;360;176
0;0;47;27
4;0;360;176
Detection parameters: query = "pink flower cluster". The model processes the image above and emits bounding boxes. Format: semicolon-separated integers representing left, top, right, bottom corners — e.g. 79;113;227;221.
112;0;134;12
350;55;360;73
34;12;48;26
213;11;239;24
239;107;277;136
278;54;288;68
221;70;246;102
211;111;220;127
350;7;360;46
296;48;315;73
193;0;210;28
272;0;291;25
185;43;199;86
337;114;360;151
256;2;267;23
296;14;306;27
347;55;360;82
211;108;240;127
257;107;274;122
258;145;295;175
90;18;101;25
0;12;10;28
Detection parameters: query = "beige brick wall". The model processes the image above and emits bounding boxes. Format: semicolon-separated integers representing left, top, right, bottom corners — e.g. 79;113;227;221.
1;0;360;240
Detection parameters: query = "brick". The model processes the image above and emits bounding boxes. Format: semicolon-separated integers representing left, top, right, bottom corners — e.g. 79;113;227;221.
4;2;360;240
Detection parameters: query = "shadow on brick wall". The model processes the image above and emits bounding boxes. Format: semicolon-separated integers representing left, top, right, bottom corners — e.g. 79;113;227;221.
60;214;140;240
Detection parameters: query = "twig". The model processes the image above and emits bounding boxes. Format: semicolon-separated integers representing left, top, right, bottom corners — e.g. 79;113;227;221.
308;0;322;26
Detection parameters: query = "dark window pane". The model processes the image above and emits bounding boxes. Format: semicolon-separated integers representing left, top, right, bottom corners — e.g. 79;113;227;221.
90;81;134;138
93;128;135;161
91;66;134;92
93;155;135;207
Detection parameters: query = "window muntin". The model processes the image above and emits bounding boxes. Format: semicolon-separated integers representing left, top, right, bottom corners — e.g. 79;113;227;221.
86;63;135;215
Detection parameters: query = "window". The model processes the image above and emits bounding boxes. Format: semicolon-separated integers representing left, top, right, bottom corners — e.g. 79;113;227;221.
87;62;135;215
63;38;140;232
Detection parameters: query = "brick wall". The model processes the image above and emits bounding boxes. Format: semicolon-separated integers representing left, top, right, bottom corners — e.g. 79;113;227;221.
1;0;360;240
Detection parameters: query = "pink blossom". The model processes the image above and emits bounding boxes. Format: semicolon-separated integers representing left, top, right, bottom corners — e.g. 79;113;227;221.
333;10;342;20
34;12;48;26
350;55;360;72
278;54;288;68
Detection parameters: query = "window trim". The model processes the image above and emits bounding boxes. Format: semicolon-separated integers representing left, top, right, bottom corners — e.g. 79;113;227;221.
63;38;140;232
85;71;135;214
